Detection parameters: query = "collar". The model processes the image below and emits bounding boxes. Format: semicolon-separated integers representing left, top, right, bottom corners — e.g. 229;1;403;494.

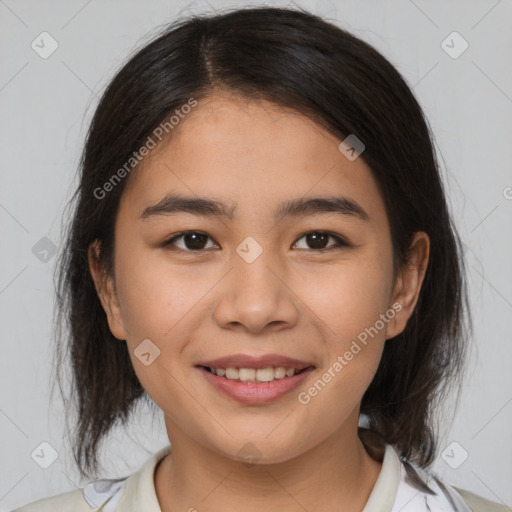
117;444;172;511
88;436;402;511
362;443;402;512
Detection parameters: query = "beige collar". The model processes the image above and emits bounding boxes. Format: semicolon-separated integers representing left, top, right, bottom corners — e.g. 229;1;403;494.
114;439;401;511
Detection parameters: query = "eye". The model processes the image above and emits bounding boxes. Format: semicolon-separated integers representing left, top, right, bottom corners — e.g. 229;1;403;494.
162;230;349;253
292;231;349;251
162;231;218;251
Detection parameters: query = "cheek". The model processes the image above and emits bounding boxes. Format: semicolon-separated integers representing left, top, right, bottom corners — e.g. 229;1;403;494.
115;248;210;340
298;255;393;339
293;252;392;403
114;250;217;392
296;272;389;430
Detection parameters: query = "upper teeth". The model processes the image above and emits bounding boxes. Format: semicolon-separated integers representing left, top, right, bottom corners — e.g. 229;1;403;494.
210;367;300;382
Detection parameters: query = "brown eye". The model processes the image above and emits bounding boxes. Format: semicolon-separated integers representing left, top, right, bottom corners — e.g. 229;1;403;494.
162;230;349;253
306;233;329;249
293;231;348;251
163;231;216;251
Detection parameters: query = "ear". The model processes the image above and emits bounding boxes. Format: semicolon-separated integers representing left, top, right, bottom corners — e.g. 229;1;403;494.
385;231;430;340
88;240;127;341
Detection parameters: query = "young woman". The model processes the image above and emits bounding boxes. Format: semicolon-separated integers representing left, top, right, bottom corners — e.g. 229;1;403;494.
13;5;509;512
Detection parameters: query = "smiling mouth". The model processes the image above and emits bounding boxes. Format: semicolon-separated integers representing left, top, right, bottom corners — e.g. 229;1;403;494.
198;365;313;383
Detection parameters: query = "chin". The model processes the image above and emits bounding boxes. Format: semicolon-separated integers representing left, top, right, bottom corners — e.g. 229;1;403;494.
207;428;309;465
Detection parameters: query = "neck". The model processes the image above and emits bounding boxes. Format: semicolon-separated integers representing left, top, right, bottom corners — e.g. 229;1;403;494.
154;416;383;512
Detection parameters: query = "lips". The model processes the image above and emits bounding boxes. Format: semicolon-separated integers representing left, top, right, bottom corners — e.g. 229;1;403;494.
195;353;314;371
197;365;315;404
195;353;316;403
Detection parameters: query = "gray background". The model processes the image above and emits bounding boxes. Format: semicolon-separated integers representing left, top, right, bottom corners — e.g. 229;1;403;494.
1;0;511;510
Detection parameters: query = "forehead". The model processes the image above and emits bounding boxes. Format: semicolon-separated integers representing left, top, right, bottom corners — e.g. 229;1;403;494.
120;92;387;226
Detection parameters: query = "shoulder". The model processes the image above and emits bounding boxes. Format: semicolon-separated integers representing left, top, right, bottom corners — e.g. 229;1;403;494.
11;477;128;512
394;458;510;512
11;488;93;512
452;486;512;512
10;445;172;512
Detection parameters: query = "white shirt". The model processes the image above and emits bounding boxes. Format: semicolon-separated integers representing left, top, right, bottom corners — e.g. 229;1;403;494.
12;442;509;511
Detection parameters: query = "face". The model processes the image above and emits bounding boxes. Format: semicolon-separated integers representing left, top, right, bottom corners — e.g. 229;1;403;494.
89;90;428;464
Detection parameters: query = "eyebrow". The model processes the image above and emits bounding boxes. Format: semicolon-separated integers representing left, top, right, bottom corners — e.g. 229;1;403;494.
139;194;369;222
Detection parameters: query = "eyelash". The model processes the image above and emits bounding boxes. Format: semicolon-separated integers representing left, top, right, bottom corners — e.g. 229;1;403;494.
161;230;350;253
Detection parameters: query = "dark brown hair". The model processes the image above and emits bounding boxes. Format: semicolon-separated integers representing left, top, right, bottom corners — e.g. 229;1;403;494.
52;5;470;480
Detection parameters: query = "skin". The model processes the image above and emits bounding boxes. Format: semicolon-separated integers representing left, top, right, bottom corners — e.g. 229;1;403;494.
89;90;430;512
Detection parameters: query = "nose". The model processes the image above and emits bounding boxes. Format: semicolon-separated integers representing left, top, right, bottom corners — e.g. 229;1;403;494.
212;248;300;335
